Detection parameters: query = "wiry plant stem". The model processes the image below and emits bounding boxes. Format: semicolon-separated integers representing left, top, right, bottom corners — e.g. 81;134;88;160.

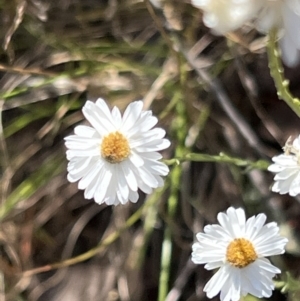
158;63;188;301
267;29;300;118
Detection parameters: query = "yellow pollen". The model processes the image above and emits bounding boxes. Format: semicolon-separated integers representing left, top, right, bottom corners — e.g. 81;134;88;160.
226;238;257;268
101;132;130;163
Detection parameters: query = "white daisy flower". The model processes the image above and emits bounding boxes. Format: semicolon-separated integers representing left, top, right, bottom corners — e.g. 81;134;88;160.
268;136;300;196
191;207;287;301
64;98;170;206
191;0;300;66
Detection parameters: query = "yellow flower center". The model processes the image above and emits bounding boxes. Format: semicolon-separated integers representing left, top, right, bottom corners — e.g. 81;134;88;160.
101;132;131;163
226;238;257;268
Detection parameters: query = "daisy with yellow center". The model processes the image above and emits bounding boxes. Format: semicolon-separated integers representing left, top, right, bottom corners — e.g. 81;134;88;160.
64;98;170;205
191;207;288;301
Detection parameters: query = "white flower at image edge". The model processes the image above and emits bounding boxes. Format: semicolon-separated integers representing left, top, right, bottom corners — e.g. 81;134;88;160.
268;135;300;196
64;99;171;206
191;207;287;301
191;0;262;34
191;0;300;67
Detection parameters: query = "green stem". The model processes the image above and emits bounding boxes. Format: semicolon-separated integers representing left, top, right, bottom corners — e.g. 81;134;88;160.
158;163;181;301
267;29;300;117
158;85;188;300
165;152;269;170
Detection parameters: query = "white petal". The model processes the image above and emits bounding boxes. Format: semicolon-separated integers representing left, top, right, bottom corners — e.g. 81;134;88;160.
293;135;300;148
137;166;159;188
129;128;166;148
122;101;143;132
121;160;138;191
272;177;294;195
129;151;144;167
191;0;208;8
129;113;158;135
67;157;94;182
128;190;139;203
134;138;171;152
282;3;300;49
242;260;277;298
111;106;122;128
66;148;99;159
220;267;241;301
280;35;300;67
143;159;169;176
204;261;223;270
218;208;245;238
78;160;104;190
274;168;298;180
246;213;266;240
74;125;97;137
65;136;100;151
204;265;230;299
93;164;113;204
257;258;281;274
84;172;101;199
103;172;119;205
136;177;153;194
117;170;130;202
82;100;115;134
272;154;297;166
141;151;162;160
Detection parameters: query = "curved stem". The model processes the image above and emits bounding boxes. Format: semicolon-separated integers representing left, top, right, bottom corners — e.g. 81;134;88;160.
267;29;300;117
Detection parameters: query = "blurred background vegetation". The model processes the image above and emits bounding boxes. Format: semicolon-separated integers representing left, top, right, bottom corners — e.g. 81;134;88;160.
1;0;300;300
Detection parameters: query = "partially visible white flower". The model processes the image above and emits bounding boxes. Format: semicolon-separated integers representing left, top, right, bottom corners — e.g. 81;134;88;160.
191;0;300;67
64;98;170;206
192;207;287;301
268;135;300;196
256;0;300;67
191;0;261;34
149;0;163;8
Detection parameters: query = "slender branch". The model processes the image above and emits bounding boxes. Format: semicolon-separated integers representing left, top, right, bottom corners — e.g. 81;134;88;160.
165;152;269;170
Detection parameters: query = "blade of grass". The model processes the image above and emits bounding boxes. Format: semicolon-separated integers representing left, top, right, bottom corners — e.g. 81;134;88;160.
0;152;65;221
21;184;168;277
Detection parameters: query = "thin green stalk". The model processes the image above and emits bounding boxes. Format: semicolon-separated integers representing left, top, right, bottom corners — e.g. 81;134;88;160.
158;164;181;301
267;29;300;117
142;4;188;298
158;85;188;300
165;152;269;170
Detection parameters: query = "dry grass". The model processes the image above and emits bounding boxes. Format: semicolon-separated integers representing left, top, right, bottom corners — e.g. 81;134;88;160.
0;0;300;301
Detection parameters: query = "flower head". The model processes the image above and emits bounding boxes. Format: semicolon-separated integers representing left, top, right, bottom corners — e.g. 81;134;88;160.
191;0;261;34
64;98;170;206
256;0;300;67
268;135;300;196
191;207;287;301
191;0;300;66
